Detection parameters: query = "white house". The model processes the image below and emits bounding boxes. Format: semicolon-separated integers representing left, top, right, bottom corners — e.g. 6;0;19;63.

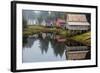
41;20;46;26
27;19;39;25
66;14;90;30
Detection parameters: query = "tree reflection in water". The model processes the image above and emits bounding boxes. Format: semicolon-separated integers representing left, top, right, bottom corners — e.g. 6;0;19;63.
51;39;66;58
39;35;49;54
23;33;90;62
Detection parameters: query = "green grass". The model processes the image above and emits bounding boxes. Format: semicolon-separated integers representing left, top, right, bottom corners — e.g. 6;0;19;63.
71;32;91;46
23;25;70;36
23;25;91;46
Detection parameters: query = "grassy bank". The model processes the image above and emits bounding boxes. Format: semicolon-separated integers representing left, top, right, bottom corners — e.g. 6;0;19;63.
23;25;69;37
71;32;91;46
23;25;91;46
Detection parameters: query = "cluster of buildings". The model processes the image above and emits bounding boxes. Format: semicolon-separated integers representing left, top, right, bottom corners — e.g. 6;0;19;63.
27;13;90;31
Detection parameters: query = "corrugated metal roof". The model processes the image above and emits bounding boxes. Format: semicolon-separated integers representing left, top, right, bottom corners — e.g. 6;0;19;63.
67;14;87;22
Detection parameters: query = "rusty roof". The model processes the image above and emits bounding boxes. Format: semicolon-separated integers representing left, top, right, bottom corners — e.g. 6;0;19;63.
67;14;87;22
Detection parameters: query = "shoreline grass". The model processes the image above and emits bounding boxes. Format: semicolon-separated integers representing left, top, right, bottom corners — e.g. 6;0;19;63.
23;25;69;36
23;25;91;46
71;32;91;46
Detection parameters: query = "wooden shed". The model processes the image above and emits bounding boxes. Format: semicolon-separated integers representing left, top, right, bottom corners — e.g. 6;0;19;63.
66;14;90;30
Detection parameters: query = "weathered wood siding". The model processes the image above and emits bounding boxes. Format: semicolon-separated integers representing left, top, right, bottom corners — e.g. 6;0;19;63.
66;14;90;30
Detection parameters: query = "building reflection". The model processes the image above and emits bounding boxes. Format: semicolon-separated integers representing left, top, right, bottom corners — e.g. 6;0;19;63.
65;46;90;60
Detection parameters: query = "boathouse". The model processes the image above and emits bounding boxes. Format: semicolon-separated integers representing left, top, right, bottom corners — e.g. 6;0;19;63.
66;14;90;31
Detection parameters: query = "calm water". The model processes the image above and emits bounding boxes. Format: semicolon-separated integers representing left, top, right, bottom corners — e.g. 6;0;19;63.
22;33;90;63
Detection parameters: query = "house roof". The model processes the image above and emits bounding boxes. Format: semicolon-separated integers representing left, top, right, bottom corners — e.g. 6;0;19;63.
57;19;65;23
67;14;87;22
56;19;65;25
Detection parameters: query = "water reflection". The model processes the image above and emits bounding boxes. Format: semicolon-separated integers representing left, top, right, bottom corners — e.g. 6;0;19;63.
22;33;90;63
39;35;49;54
65;45;90;60
51;40;66;57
